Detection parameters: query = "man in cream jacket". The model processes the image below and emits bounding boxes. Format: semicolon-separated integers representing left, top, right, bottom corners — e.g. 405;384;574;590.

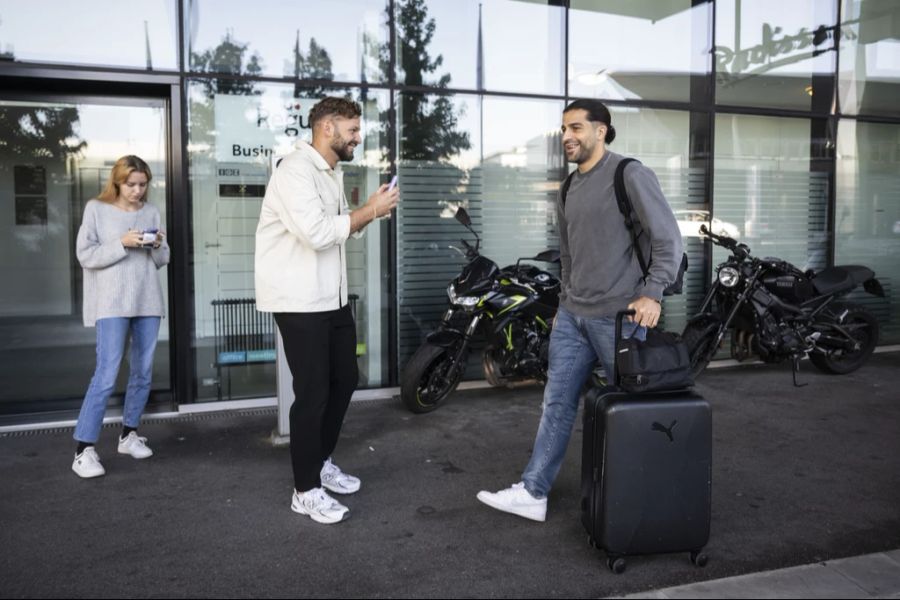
255;97;399;524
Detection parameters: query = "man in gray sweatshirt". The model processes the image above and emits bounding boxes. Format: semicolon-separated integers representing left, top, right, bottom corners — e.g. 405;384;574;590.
477;99;683;522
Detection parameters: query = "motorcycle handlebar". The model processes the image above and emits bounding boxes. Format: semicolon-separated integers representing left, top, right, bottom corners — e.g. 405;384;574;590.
699;224;750;260
460;238;481;259
699;224;735;247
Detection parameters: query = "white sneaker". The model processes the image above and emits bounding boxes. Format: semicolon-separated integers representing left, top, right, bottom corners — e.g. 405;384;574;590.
117;432;153;459
476;482;547;522
72;447;106;479
320;458;361;495
291;487;349;524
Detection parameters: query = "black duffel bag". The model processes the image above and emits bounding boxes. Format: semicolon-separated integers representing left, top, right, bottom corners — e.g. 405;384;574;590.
614;310;694;393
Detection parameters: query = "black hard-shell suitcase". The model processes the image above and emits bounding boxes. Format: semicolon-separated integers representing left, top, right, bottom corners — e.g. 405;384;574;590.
580;385;711;573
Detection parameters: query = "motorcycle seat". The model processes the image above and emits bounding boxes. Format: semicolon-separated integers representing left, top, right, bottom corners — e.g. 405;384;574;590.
812;265;874;296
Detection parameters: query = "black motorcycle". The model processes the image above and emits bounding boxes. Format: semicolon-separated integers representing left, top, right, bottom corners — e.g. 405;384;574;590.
683;224;884;385
400;207;561;413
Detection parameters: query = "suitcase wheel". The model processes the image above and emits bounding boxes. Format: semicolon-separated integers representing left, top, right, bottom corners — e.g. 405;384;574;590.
607;557;626;574
690;550;708;567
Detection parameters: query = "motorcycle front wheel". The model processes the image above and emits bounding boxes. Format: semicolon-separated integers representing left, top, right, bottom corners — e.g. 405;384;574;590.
682;316;722;379
400;342;467;414
809;303;879;375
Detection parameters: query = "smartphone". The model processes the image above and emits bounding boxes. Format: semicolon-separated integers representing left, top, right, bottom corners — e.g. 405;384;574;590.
379;175;398;221
140;228;158;247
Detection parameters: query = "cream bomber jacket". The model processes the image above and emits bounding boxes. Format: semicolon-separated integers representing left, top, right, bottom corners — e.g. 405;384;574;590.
255;141;361;313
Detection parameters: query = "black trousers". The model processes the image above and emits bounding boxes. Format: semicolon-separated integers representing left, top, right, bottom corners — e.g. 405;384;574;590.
275;305;358;492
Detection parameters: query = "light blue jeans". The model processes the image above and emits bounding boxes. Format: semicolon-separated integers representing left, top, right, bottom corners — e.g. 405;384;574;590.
521;306;645;498
74;317;161;444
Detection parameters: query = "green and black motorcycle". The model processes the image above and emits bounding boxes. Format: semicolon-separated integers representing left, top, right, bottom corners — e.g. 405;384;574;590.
400;207;561;414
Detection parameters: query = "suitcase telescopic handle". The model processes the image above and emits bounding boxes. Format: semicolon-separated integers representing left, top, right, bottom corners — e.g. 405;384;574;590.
613;310;637;387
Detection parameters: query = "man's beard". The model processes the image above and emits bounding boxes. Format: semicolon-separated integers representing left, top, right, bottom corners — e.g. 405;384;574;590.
332;137;356;161
566;141;593;164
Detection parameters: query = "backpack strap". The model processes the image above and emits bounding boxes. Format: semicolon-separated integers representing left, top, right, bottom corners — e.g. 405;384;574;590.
560;157;686;295
559;157;648;277
560;171;575;208
613;158;649;277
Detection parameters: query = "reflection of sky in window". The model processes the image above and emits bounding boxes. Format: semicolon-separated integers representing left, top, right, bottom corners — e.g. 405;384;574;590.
482;97;563;159
420;1;478;89
840;0;900;76
869;41;900;73
482;1;564;94
0;0;177;69
420;0;564;94
188;0;388;80
76;105;167;164
0;100;166;164
434;96;565;168
569;2;700;76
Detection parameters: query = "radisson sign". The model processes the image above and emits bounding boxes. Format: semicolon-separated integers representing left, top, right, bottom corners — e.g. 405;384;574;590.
714;22;855;75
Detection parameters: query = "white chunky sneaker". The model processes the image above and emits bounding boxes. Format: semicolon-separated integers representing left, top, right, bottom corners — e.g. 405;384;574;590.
117;432;153;459
320;458;361;495
291;487;349;524
72;447;106;479
476;482;547;522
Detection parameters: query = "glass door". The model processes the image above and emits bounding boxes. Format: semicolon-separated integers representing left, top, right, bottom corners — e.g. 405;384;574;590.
0;96;170;414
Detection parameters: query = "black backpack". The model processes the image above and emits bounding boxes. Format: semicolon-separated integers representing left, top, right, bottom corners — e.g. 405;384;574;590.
560;158;688;296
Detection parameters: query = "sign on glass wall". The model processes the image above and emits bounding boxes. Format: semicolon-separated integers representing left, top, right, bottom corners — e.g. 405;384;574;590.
213;95;320;163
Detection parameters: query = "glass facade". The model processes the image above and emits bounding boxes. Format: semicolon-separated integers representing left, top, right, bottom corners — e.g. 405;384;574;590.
569;0;712;103
713;113;829;270
838;0;900;116
186;0;390;83
396;0;565;95
0;98;169;409
0;0;178;70
607;107;705;333
715;0;837;111
835;119;899;341
187;80;391;400
396;93;563;369
1;0;899;420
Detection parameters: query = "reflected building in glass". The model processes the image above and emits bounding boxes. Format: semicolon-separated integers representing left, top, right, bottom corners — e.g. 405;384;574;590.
0;0;898;422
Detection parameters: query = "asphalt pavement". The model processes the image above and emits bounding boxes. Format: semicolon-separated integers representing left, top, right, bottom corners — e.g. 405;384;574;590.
1;352;899;598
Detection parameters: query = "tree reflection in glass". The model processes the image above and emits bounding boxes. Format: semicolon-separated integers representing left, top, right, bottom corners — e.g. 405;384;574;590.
390;0;471;161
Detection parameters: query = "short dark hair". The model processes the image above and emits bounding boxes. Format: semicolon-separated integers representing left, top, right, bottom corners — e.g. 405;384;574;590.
308;97;362;129
564;99;616;144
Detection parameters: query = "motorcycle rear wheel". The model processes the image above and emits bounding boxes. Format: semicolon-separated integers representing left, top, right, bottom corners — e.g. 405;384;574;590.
809;303;879;375
682;317;722;379
401;342;466;414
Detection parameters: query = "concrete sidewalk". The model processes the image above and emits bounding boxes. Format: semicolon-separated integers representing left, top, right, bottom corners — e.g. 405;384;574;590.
622;550;900;598
1;352;899;598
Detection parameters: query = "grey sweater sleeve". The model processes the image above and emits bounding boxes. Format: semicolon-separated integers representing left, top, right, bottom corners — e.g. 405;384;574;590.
149;210;170;269
625;163;684;301
76;202;128;269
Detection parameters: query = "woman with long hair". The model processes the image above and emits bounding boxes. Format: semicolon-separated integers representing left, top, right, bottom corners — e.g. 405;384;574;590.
71;155;170;478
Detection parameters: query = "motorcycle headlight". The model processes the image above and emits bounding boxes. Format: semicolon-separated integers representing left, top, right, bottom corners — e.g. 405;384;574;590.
718;266;741;288
447;284;482;308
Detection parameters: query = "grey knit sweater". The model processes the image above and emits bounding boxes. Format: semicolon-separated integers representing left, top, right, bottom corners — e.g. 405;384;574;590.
558;150;683;318
76;199;170;326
